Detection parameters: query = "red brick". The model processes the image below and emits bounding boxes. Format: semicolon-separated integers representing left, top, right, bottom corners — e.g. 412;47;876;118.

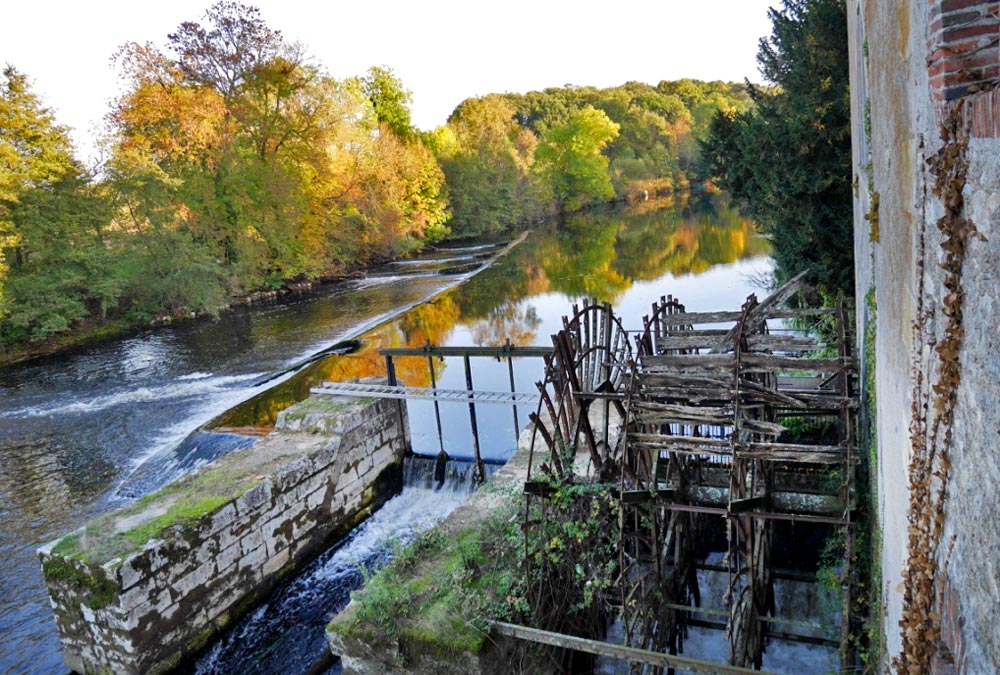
937;51;1000;74
942;21;1000;43
940;0;999;13
966;85;1000;137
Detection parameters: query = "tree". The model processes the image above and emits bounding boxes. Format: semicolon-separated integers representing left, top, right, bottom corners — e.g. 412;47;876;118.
0;66;112;338
702;0;852;293
362;66;414;140
534;106;619;212
433;95;543;238
166;1;282;100
3;173;119;340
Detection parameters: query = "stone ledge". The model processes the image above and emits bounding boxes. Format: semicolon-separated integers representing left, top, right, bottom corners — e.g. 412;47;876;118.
40;390;408;675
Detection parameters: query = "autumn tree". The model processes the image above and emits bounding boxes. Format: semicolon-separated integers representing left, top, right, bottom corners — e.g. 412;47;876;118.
534;106;619;212
167;1;282;99
432;95;544;238
362;66;414;140
105;1;449;302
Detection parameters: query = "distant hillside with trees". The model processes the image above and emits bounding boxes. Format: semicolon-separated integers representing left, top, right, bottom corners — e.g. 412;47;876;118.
0;1;751;354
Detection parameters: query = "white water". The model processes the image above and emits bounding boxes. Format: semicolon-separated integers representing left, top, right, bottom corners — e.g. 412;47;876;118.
0;372;265;419
191;469;476;675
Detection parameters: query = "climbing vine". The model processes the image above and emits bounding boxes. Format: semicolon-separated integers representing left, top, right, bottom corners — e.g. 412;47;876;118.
894;104;978;674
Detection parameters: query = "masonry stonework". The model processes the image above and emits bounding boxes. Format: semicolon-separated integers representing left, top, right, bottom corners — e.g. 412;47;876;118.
849;1;1000;672
38;392;408;675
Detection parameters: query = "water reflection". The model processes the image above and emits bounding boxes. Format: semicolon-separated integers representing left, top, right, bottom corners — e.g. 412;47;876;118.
216;197;771;460
0;196;770;674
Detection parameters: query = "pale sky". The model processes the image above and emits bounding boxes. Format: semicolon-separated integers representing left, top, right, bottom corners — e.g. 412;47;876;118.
1;1;777;164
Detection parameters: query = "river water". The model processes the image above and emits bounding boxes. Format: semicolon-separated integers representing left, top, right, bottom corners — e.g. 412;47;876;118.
0;195;771;674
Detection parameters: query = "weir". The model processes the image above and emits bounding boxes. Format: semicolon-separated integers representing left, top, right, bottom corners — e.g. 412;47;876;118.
38;387;410;675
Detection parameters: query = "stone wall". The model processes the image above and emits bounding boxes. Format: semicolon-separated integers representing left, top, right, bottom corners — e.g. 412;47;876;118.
848;1;1000;672
38;392;409;675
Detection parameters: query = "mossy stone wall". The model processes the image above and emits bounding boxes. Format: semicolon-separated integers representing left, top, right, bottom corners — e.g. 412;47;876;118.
38;392;408;675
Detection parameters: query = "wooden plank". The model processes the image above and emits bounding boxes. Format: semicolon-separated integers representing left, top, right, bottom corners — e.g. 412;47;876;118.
729;495;767;513
656;335;736;350
641;307;830;326
490;622;783;675
641;354;735;371
742;353;855;373
745;334;820;351
632;409;733;426
654;333;820;353
656;502;849;525
620;489;676;504
629;434;731;450
628;435;847;464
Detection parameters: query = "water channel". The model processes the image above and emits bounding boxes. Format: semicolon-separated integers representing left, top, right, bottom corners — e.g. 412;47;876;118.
0;195;772;674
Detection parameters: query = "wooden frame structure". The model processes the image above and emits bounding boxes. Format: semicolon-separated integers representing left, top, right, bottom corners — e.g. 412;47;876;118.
523;274;858;673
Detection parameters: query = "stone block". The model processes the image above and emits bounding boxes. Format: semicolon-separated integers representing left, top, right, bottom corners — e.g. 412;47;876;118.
39;394;409;675
236;479;274;516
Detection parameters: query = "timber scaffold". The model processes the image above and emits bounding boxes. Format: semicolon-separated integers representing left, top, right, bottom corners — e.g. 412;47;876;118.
521;271;858;674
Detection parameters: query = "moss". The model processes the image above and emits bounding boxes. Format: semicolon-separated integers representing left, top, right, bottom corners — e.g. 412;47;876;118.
52;457;261;566
42;557;117;610
863;97;872;147
866;190;880;242
187;623;218;654
859;284;883;672
333;515;515;661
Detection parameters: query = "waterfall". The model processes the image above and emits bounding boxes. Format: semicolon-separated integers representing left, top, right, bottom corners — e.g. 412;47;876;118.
402;455;501;494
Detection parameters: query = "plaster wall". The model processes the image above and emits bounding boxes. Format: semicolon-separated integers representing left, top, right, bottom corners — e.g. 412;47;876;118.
849;1;1000;672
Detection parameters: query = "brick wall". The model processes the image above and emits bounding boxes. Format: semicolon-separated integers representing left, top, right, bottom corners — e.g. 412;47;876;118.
928;0;1000;103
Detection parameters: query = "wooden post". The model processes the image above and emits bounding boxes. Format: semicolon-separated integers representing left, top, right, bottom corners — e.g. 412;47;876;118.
506;339;520;447
464;354;485;484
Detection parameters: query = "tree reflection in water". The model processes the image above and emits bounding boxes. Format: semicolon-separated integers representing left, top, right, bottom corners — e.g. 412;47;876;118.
214;196;769;437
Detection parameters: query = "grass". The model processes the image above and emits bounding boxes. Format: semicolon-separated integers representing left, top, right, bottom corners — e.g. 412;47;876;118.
51;453;267;567
331;500;523;663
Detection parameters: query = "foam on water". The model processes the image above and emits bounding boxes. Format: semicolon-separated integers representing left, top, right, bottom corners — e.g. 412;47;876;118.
0;372;264;419
191;484;470;675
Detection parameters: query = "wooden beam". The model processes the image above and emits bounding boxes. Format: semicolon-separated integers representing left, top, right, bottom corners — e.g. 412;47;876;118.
642;307;831;326
621;489;676;504
380;345;551;358
490;622;784;675
729;495;767;513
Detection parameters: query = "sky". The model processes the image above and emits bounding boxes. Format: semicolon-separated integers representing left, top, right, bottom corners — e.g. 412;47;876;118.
1;0;778;163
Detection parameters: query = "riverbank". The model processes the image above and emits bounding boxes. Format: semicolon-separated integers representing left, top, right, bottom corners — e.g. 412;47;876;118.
0;271;365;369
0;235;516;369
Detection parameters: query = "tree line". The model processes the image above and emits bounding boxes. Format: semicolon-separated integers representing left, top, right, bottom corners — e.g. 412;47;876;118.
0;1;750;350
701;0;852;295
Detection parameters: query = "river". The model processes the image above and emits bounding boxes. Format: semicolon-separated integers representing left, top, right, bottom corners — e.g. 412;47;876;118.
0;195;771;674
